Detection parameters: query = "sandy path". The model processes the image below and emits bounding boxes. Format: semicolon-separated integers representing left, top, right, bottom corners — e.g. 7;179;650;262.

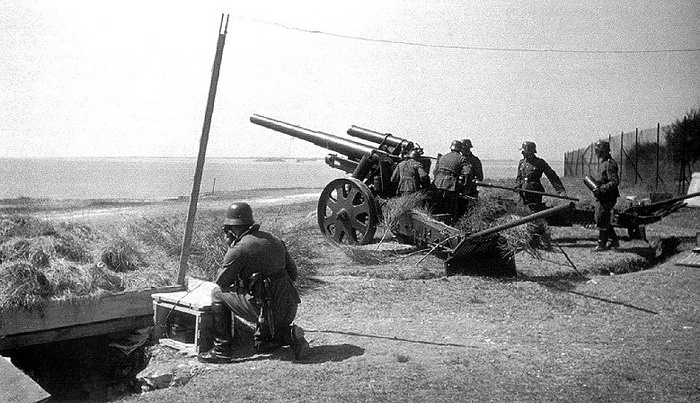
39;191;321;222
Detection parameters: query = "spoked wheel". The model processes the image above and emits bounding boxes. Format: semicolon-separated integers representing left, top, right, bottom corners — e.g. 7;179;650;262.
317;178;379;245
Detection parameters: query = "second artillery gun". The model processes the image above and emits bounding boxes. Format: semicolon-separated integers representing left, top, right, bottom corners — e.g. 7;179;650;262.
250;114;573;276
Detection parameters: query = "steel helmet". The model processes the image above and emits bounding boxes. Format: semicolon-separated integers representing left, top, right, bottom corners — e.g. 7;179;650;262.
224;202;255;226
461;139;473;149
450;140;463;152
408;147;424;159
594;140;610;153
521;141;537;154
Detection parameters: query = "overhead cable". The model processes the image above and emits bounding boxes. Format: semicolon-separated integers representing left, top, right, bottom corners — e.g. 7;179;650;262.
234;15;700;54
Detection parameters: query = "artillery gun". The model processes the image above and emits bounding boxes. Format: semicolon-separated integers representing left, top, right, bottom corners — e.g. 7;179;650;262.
548;190;700;240
475;180;700;240
250;114;427;244
250;114;574;276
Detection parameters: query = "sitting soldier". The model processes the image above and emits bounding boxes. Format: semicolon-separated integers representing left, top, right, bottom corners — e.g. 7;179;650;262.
198;202;309;363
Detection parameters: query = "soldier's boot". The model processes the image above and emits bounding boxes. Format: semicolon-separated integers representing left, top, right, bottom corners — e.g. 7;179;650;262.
606;228;620;249
286;324;310;361
197;302;233;363
592;230;609;252
254;338;281;354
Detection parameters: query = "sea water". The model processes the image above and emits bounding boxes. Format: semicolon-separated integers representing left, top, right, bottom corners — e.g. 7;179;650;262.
0;157;536;200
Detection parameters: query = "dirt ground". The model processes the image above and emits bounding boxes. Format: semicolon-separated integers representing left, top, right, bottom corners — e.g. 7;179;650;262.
103;194;700;403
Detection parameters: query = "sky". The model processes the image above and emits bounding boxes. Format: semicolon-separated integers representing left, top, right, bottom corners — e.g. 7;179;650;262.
1;0;699;162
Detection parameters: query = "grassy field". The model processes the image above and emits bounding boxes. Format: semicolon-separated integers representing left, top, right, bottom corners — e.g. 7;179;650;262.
2;180;699;402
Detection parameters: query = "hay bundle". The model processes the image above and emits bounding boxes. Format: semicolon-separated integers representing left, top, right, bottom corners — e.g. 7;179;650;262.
99;236;146;273
453;195;529;233
382;192;550;258
0;236;54;267
0;261;52;308
0;214;181;310
0;216;55;238
44;260;123;300
382;191;431;228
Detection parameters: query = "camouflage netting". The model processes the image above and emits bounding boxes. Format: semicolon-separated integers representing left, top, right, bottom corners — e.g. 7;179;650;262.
383;191;551;258
0;216;175;310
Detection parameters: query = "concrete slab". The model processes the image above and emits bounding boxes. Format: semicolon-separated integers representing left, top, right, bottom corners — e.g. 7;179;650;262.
0;356;50;402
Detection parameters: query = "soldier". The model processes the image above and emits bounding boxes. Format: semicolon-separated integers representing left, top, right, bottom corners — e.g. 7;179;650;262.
391;147;430;196
591;140;620;252
459;138;484;199
515;141;566;212
432;140;470;217
198;202;309;363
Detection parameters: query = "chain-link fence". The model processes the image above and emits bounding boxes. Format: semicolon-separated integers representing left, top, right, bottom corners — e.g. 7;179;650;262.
563;124;693;194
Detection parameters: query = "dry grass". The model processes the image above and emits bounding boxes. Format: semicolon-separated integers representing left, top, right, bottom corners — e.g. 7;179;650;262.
0;199;325;310
382;191;549;261
0;216;177;309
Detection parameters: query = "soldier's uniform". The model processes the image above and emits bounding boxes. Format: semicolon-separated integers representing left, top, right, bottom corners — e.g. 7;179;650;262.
391;158;429;196
592;148;620;250
198;203;308;364
516;155;565;211
432;150;469;216
214;224;302;349
461;153;484;198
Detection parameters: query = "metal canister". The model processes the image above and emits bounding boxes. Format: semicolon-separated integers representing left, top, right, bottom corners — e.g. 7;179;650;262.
583;176;600;192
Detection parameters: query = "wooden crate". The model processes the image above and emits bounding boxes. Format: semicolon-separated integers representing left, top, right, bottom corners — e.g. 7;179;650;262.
152;277;218;354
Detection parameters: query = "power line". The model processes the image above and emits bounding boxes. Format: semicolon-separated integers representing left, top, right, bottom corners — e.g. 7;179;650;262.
234;15;700;54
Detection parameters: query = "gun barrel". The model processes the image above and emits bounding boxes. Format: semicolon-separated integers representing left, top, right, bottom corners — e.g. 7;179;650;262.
347;125;414;156
251;114;380;161
645;191;700;210
475;181;580;201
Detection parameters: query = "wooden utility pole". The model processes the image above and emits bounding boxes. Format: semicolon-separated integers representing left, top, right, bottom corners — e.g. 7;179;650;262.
178;14;229;285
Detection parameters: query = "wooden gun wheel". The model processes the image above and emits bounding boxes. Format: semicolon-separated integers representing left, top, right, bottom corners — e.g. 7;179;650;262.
317;178;379;245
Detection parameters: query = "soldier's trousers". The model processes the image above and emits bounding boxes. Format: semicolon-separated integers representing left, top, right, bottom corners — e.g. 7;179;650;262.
211;286;298;346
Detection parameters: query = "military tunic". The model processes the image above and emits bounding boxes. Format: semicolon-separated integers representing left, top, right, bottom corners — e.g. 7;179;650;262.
461;153;484;197
432;151;469;192
391;158;429;195
516;156;565;206
432;151;470;216
594;156;620;229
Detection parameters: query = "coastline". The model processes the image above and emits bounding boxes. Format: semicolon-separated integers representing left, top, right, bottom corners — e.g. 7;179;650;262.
0;187;323;217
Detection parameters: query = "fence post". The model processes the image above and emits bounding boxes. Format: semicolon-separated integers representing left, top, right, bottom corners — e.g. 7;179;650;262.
635;128;639;184
619;131;624;185
656;123;660;189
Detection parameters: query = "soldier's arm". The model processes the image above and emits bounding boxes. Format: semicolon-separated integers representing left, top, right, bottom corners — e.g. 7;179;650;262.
216;248;242;290
416;163;430;188
542;161;565;193
390;164;400;183
432;154;441;176
282;241;298;282
474;158;484;181
515;161;523;186
600;161;620;193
